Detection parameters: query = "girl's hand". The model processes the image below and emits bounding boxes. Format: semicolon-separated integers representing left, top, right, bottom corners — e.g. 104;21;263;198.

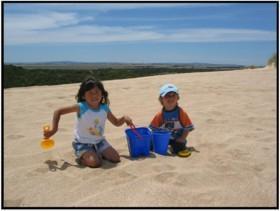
123;115;133;126
107;112;133;127
44;128;57;139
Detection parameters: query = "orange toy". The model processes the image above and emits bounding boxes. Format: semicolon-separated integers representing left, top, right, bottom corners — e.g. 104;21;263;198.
41;125;55;150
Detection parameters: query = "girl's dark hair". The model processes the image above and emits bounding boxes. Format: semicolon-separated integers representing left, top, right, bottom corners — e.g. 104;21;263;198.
76;77;109;105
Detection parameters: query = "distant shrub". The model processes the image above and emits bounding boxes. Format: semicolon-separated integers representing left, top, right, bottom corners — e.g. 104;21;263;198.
267;53;277;66
4;65;89;88
248;65;256;69
3;64;242;88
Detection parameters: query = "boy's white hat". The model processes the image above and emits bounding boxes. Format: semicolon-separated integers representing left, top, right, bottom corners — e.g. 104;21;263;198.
159;83;178;97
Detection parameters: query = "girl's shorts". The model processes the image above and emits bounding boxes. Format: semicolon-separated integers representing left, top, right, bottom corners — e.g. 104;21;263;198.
72;139;111;158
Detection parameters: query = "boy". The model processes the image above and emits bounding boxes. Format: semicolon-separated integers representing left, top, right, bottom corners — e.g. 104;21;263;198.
149;83;194;157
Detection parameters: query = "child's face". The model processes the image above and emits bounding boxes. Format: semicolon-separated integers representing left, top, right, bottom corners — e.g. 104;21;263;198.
161;92;178;111
84;87;102;108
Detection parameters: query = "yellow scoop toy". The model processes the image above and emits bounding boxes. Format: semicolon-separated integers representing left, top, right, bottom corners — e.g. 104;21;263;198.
41;125;55;150
177;149;191;157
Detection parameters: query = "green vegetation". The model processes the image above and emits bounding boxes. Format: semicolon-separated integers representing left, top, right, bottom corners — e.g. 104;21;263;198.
267;53;277;66
248;65;256;69
4;64;241;89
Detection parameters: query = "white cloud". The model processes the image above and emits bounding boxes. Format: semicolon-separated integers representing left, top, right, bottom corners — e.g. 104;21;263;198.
5;12;92;30
4;24;162;44
4;12;276;45
162;28;276;42
5;25;275;45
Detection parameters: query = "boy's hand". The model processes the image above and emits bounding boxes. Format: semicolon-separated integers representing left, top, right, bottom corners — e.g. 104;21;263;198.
176;137;186;144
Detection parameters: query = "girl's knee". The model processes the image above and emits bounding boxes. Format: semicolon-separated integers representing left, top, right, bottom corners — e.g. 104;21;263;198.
103;148;120;163
88;159;102;168
81;152;102;168
110;155;120;163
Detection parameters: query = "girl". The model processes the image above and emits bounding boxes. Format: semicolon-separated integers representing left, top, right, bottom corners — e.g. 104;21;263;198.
44;77;133;168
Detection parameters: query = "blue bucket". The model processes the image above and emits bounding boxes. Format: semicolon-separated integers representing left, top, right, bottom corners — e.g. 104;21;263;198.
125;127;152;158
152;130;171;155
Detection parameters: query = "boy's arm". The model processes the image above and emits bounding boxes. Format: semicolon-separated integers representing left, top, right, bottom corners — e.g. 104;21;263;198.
175;107;194;143
149;112;163;130
44;104;79;138
179;107;194;132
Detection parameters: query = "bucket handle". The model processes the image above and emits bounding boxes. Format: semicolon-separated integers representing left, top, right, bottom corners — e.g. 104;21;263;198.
130;124;143;140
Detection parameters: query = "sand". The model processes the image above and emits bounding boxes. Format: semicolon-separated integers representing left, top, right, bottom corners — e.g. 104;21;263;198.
3;67;277;207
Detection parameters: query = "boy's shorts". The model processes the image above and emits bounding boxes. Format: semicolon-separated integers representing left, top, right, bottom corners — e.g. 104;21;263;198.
169;139;187;154
72;139;111;158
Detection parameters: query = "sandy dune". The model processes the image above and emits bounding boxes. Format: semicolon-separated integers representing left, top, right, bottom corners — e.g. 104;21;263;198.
3;67;277;207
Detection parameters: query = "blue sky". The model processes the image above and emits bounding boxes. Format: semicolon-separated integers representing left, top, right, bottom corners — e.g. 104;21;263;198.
4;2;277;66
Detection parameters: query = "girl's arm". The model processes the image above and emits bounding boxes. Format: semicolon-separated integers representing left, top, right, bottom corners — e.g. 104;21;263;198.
44;104;79;138
107;111;133;127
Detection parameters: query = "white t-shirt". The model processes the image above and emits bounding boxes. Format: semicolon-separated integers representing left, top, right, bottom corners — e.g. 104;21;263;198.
74;102;110;144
